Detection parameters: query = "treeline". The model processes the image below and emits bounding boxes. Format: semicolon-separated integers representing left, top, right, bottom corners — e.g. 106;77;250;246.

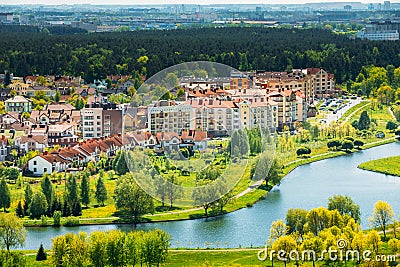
52;229;170;267
0;25;87;34
2;26;400;83
267;196;400;266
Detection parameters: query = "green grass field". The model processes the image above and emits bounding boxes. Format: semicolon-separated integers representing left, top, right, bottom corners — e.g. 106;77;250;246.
358;156;400;177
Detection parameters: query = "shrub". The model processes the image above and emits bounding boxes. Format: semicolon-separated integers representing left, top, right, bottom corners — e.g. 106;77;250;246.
64;216;80;227
354;139;364;148
53;211;61;227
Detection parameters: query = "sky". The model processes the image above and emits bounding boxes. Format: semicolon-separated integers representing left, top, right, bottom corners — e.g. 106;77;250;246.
1;0;394;6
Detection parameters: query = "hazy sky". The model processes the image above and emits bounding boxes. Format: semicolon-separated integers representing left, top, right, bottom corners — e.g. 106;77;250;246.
1;0;390;5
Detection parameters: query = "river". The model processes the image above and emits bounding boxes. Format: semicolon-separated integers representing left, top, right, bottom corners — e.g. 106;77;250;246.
23;142;400;250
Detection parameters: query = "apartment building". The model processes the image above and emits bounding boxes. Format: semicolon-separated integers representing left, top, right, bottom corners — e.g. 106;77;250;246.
5;96;32;113
81;107;103;139
148;100;192;135
230;71;250;90
267;90;298;131
81;105;123;139
305;68;335;98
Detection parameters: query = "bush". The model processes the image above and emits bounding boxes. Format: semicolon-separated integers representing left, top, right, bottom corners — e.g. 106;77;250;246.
64;216;80;227
53;211;61;227
386;121;398;131
354;139;364;148
341;140;354;151
296;146;312;157
344;136;354;142
40;215;48;226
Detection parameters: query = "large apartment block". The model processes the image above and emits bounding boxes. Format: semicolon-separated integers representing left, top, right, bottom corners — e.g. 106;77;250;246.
148;100;192;134
81;105;122;139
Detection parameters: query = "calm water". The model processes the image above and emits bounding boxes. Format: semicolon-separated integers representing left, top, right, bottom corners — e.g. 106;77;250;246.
24;142;400;250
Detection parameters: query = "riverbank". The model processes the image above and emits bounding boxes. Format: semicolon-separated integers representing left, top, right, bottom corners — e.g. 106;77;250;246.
358;155;400;177
21;136;399;228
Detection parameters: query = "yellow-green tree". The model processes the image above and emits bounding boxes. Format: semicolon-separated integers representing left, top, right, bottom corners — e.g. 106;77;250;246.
369;200;394;239
271;235;297;267
0;213;26;251
269;219;288;243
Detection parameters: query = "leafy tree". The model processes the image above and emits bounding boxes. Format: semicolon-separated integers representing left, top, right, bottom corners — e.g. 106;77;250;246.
95;175;108;206
388;238;400;254
36;244;47;261
114;173;154;224
88;231;107;267
369;200;394;239
351;231;366;264
165;174;184;208
127;86;136;96
271;235;297;267
357;111;370;130
113;151;129;175
253;152;282;187
81;174;90;208
327;195;360;222
16;200;24;218
52;232;90;267
53;90;61;103
285;208;308;236
41;175;54;215
269;219;288;243
5;167;19;181
366;230;382;255
306;207;332;236
24;184;33;213
0;178;11;212
141;229;171;267
105;230;127;267
29;191;48;219
377;85;395;105
0;213;26;251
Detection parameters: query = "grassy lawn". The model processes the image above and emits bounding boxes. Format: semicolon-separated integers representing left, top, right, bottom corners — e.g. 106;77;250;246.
20;249;317;267
358;156;400;177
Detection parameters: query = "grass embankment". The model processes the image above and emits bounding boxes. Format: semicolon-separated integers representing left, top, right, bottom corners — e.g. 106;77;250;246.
22;249;270;267
358;156;400;177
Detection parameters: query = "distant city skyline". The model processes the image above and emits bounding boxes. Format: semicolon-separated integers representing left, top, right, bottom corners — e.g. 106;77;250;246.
0;0;393;6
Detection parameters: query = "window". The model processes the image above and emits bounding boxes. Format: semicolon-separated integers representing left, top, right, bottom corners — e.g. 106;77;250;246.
44;168;47;173
34;168;37;172
34;161;37;165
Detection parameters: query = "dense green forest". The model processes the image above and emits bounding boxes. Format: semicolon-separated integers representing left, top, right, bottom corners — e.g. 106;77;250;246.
1;26;400;83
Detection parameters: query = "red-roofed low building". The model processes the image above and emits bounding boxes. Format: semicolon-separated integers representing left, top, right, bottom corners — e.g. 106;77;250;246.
180;130;207;150
155;132;181;152
28;151;70;176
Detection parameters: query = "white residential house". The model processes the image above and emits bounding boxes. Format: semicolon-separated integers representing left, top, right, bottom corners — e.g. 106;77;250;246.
1;112;20;125
0;136;9;162
15;135;47;154
155;132;181;152
28;153;69;176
